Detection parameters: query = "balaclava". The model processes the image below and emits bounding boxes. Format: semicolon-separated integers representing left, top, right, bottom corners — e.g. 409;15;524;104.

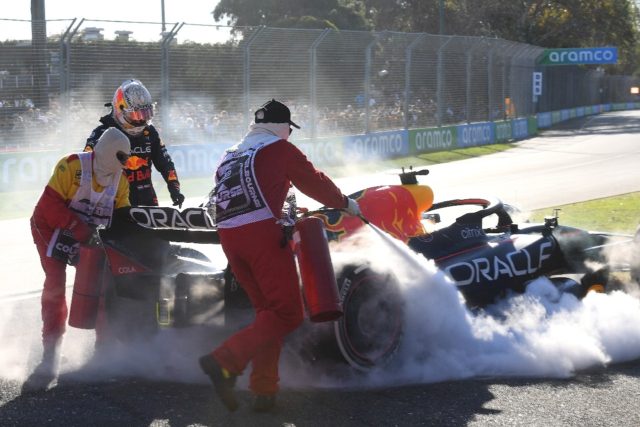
93;127;130;187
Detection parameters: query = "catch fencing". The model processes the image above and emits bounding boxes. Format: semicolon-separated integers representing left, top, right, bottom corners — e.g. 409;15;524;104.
0;18;638;152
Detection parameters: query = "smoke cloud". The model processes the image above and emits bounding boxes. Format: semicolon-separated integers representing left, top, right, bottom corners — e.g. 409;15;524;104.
1;217;640;392
281;226;640;389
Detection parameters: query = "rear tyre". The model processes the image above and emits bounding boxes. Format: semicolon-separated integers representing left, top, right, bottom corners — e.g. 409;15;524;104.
580;268;609;296
334;264;404;371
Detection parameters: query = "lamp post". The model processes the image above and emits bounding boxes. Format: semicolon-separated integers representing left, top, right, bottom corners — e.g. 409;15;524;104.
161;0;166;33
31;0;48;108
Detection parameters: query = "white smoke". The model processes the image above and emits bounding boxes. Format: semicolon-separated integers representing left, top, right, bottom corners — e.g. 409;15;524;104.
280;225;640;390
2;216;640;392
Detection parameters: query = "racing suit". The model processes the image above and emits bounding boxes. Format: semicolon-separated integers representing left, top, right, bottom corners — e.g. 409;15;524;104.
207;124;348;396
85;113;181;206
30;152;130;350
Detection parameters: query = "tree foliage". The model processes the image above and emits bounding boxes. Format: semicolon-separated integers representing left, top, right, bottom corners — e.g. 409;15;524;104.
475;0;639;73
212;0;640;73
212;0;370;30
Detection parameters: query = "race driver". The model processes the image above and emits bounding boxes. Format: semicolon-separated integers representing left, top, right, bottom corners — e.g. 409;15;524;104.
199;99;361;412
84;79;185;208
25;127;131;392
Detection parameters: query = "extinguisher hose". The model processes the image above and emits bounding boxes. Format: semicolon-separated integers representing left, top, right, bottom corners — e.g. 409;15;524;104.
356;214;370;225
353;212;427;272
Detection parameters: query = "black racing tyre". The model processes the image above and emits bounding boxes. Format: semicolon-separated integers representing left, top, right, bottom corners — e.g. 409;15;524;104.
334;264;404;371
580;268;609;296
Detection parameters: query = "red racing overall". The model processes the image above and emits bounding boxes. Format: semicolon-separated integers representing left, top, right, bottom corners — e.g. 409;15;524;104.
30;152;130;349
210;129;347;395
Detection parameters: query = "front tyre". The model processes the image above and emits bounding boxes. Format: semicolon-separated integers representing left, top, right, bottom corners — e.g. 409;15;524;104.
334;264;404;371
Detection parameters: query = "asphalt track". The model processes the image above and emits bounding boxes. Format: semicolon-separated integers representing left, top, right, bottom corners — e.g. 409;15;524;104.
1;110;640;426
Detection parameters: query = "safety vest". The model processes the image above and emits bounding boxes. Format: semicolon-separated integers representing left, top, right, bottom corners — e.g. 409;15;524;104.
46;152;119;263
69;152;119;227
213;141;277;228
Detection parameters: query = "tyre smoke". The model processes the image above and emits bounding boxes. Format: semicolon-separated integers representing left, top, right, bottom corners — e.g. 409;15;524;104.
281;225;640;389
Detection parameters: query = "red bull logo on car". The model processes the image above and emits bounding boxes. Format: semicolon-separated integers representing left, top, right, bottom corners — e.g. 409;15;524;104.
315;184;434;242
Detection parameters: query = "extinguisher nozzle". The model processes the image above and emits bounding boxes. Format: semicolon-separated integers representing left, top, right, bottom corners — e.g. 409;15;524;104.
358;214;370;224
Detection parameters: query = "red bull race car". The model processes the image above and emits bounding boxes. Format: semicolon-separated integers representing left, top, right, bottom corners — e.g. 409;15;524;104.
69;168;640;371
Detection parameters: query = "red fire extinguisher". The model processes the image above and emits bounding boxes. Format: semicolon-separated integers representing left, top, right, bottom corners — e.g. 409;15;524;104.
68;245;105;329
293;216;343;322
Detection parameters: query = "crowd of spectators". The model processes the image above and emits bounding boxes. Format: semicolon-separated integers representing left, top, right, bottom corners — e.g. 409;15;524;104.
1;92;504;152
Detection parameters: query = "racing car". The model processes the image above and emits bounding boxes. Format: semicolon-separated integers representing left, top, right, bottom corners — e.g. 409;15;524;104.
69;168;640;371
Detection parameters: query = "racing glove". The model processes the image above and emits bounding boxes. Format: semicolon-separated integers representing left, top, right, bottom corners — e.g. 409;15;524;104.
344;197;362;217
168;182;185;209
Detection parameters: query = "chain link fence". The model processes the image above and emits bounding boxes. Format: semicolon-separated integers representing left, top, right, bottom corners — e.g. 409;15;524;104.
1;18;638;152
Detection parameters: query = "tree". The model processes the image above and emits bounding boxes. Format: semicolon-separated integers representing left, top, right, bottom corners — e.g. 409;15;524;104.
212;0;640;73
212;0;371;30
477;0;639;73
359;0;639;74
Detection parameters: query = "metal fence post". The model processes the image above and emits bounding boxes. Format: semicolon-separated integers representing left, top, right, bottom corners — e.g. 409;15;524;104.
365;32;384;133
465;39;473;124
502;61;507;119
487;45;495;122
64;19;83;97
510;47;525;118
404;34;426;130
58;19;76;97
437;36;453;127
161;22;182;131
243;26;264;130
310;28;331;139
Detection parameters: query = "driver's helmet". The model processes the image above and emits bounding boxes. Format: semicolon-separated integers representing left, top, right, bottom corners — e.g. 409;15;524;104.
112;79;154;136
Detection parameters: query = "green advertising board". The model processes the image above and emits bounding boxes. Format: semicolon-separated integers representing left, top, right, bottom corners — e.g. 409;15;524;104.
538;47;618;66
494;121;512;143
527;117;538;136
409;126;457;155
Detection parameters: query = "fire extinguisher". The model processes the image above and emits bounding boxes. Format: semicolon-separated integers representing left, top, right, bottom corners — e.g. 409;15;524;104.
293;216;343;322
68;245;105;329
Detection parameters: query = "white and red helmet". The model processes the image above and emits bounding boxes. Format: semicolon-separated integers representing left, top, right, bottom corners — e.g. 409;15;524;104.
112;79;154;136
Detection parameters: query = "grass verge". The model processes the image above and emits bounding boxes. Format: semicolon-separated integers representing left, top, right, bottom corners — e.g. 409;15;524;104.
528;193;640;234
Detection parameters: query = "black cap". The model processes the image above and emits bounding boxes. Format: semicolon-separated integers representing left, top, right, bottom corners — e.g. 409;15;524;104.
254;99;300;129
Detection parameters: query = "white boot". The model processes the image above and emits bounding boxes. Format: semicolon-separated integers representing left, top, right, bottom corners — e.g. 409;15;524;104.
22;338;62;392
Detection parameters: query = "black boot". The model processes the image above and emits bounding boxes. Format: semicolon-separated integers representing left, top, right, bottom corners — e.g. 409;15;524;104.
199;354;239;412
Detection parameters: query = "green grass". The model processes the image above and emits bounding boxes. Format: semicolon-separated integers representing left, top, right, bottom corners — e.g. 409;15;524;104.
528;193;640;234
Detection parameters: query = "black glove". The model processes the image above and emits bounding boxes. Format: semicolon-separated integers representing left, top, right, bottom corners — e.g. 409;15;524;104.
168;182;185;208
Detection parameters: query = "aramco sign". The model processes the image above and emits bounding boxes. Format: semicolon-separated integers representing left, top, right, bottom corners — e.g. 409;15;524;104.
538;47;617;66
